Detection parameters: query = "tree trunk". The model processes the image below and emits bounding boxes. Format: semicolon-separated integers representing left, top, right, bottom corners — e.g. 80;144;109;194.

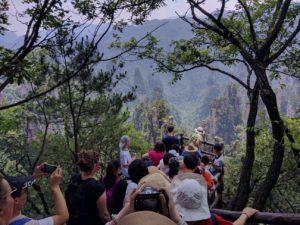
227;81;260;210
252;69;285;211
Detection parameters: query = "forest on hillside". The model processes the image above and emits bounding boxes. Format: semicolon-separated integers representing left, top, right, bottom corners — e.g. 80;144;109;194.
1;0;300;220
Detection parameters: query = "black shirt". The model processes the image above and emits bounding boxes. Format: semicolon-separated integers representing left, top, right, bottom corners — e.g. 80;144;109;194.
162;135;180;152
66;174;106;225
110;179;128;214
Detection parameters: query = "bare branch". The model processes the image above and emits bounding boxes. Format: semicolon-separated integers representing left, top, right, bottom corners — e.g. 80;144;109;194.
101;21;168;61
217;0;226;21
31;85;49;173
145;54;251;91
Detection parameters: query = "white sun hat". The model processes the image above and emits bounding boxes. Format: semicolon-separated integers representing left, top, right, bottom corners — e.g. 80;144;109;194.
170;173;210;221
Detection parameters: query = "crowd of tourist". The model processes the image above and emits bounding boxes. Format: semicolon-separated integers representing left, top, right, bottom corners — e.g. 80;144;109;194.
0;124;258;225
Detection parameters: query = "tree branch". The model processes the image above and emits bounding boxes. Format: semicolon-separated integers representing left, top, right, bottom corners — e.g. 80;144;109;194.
188;0;254;64
259;0;292;57
237;0;258;50
145;53;251;91
217;0;226;21
268;18;300;63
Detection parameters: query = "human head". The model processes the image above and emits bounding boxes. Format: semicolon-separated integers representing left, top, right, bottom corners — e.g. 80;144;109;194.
78;150;100;173
213;143;223;155
201;155;210;166
104;159;121;188
168;157;180;179
0;176;15;224
194;126;205;135
171;173;210;222
5;176;35;199
5;176;36;213
119;135;130;150
189;133;203;148
170;144;180;153
163;153;175;165
154;142;166;153
168;116;174;124
183;153;199;171
137;173;171;215
128;159;149;184
167;125;174;133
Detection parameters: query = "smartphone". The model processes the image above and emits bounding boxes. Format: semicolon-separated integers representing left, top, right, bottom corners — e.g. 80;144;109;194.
42;164;57;174
134;193;161;213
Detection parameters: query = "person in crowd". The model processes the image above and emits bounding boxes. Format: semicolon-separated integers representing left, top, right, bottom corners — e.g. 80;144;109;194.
194;126;205;136
7;166;69;225
170;173;258;225
65;150;110;225
0;175;14;225
169;144;180;157
157;153;175;175
181;153;213;189
181;144;201;162
168;157;181;180
162;125;180;152
119;135;134;178
200;156;214;189
209;144;224;178
105;188;179;225
101;159;128;215
194;126;207;143
142;142;166;167
161;116;176;137
124;159;149;202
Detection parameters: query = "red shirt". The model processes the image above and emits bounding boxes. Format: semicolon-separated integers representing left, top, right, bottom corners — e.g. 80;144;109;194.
194;214;233;225
148;150;165;166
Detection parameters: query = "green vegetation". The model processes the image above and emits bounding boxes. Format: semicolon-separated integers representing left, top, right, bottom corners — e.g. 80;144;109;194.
0;0;300;217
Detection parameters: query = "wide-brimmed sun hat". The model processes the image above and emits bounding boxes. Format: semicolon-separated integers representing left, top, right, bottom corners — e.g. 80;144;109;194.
138;172;171;191
171;173;210;221
119;211;176;225
184;144;198;152
194;126;205;134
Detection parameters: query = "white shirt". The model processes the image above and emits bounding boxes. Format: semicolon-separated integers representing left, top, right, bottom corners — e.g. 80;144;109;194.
9;215;53;225
120;149;132;177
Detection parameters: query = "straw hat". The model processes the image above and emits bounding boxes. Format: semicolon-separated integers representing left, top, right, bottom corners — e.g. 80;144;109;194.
184;144;198;153
138;172;171;191
119;211;176;225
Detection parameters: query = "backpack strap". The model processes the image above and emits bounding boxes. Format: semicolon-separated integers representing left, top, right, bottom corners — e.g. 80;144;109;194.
10;217;32;225
210;213;219;225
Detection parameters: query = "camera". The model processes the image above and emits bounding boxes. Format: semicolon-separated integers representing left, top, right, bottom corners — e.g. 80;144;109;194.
41;164;57;174
134;186;162;213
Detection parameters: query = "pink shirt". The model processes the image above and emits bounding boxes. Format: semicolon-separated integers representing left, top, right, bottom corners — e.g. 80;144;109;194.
148;150;165;166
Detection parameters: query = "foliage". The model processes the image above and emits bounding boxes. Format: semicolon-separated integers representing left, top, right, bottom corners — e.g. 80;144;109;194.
115;0;300;210
224;117;300;213
0;0;166;109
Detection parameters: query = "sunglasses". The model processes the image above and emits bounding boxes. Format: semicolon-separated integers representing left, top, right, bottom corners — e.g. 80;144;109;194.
10;187;17;195
1;187;17;199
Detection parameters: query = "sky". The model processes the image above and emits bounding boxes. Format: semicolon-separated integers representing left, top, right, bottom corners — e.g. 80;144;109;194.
7;0;237;35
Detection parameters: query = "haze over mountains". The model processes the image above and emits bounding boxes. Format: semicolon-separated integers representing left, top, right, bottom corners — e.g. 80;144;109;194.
2;18;300;131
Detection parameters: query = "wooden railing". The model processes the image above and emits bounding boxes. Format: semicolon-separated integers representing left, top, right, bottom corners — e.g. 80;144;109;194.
210;208;300;225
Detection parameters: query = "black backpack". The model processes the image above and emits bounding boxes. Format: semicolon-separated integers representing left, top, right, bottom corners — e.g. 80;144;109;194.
65;174;95;225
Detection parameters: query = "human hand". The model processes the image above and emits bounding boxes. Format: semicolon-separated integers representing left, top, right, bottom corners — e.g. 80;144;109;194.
242;207;258;219
123;188;140;213
32;162;48;178
159;187;175;209
50;166;62;190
